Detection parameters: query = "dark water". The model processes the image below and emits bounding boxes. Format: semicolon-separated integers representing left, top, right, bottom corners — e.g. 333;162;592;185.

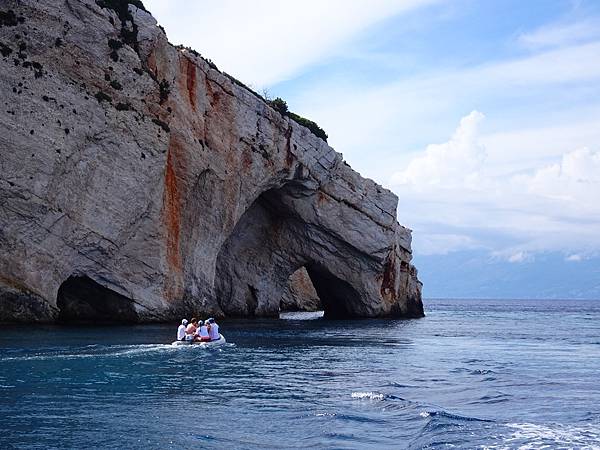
1;299;599;449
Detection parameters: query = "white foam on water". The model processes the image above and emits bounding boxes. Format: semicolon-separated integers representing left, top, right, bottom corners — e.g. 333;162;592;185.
107;344;178;357
504;422;600;449
0;344;179;362
351;391;385;400
419;411;430;418
0;352;99;362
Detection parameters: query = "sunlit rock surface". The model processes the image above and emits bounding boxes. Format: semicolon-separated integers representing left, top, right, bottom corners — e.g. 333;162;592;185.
0;0;423;322
280;267;322;313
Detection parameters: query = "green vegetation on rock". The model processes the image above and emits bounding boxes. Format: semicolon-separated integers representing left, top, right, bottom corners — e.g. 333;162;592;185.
269;97;328;142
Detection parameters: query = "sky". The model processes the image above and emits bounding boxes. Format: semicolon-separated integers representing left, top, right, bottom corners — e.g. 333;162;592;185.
143;0;600;298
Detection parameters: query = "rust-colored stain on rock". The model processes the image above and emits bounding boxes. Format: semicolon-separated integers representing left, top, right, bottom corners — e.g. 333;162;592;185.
162;136;184;299
204;76;238;171
380;253;397;301
186;58;197;110
242;148;253;170
317;190;327;205
146;49;158;79
164;149;180;267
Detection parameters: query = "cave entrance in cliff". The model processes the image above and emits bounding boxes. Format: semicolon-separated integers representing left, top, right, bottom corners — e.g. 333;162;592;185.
303;263;362;319
215;182;362;319
56;276;139;324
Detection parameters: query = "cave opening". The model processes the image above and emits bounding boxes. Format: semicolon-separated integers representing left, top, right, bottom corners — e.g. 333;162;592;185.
56;275;139;324
304;262;361;319
215;182;363;319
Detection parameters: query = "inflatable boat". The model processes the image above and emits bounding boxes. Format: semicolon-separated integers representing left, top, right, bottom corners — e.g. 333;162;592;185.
171;334;226;347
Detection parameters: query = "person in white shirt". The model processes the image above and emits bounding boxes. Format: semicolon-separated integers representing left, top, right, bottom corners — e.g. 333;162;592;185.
207;318;220;341
177;319;188;341
195;320;210;342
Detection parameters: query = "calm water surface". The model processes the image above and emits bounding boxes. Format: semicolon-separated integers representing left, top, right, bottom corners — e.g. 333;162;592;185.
1;298;599;449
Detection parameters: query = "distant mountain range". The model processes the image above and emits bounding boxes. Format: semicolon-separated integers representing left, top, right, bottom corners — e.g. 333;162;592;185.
414;251;600;299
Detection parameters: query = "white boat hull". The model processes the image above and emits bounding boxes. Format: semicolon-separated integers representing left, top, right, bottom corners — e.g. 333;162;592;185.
171;334;226;347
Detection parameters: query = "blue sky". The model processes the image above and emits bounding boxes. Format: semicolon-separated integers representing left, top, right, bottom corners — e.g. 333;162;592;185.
144;0;600;298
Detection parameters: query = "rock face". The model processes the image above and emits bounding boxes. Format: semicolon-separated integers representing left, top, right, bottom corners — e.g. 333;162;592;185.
0;0;423;322
280;267;322;312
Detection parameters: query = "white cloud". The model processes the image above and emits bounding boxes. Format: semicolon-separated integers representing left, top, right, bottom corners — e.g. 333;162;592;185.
289;39;600;184
390;110;485;188
457;41;600;88
566;254;582;262
505;147;600;233
389;112;600;257
413;232;482;256
519;17;600;49
521;147;600;205
480;118;600;176
142;0;438;88
507;251;532;263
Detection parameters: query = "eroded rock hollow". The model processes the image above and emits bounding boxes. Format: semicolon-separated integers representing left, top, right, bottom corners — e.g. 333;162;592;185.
0;0;423;322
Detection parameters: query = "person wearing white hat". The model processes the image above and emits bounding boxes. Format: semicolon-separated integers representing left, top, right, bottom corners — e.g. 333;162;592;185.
195;320;211;342
207;318;220;341
177;319;188;341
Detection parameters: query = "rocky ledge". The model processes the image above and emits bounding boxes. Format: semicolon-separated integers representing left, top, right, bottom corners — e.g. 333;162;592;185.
0;0;423;323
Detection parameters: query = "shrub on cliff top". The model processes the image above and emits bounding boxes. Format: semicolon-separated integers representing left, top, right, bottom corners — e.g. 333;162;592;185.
270;97;288;115
288;113;328;142
223;72;263;101
172;46;328;142
268;97;328;142
96;0;146;53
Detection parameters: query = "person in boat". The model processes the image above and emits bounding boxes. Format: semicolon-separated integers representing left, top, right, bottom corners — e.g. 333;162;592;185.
177;319;188;341
195;320;211;342
207;317;220;341
185;318;198;339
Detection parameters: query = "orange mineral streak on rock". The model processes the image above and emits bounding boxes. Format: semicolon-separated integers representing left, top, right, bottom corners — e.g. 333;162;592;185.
185;58;197;111
146;49;158;79
162;136;184;301
380;252;397;302
317;190;327;205
242;147;253;170
203;76;237;169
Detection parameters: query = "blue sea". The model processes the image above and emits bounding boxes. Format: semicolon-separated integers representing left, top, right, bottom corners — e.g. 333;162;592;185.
1;298;599;449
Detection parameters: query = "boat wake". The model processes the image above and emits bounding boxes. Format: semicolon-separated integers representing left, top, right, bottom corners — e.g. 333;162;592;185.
1;344;184;362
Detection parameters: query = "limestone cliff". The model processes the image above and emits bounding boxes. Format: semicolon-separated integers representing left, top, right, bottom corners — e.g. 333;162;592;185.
0;0;423;322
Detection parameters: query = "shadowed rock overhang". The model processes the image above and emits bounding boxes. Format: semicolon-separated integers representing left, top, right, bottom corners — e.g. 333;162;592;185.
0;0;423;323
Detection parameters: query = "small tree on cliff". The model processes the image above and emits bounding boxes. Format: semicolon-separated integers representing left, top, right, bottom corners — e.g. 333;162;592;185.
270;97;288;116
268;97;328;142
